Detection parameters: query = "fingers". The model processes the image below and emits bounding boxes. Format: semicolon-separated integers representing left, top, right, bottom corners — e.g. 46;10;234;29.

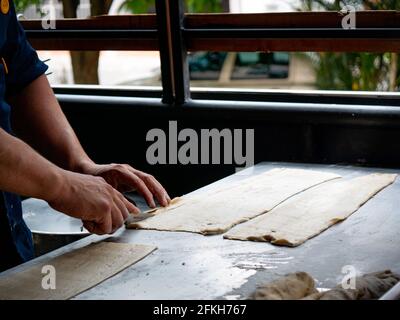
117;170;157;208
121;196;141;215
143;174;171;206
111;198;127;232
85;192;131;235
87;207;123;235
82;221;97;234
83;207;113;235
129;169;171;207
111;189;144;232
83;220;107;235
97;163;171;209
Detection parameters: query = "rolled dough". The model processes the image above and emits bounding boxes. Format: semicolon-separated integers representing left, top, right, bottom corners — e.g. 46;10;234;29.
128;168;340;235
0;241;156;300
224;173;397;246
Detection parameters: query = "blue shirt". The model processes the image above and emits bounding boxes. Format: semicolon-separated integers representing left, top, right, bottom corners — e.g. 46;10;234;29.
0;1;48;271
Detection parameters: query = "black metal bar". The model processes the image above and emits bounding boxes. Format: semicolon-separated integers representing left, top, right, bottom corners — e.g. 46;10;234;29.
190;90;400;107
52;85;162;98
168;0;191;105
55;93;400;128
155;0;174;104
184;99;400;128
184;28;400;39
52;86;400;107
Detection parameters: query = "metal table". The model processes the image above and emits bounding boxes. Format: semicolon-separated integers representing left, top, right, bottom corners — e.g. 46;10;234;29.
1;162;400;299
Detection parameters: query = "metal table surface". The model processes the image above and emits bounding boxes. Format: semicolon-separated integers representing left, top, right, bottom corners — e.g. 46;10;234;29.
1;162;400;300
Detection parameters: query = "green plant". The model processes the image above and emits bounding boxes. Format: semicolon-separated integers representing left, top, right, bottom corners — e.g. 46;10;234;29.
14;0;41;12
299;0;399;91
120;0;223;13
119;0;154;14
186;0;222;13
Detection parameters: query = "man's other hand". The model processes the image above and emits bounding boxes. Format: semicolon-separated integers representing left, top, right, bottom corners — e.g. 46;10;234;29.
79;163;171;208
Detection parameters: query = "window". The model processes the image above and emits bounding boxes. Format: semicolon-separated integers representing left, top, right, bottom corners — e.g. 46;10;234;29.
38;50;161;86
19;0;400;96
18;0;160;87
188;51;399;91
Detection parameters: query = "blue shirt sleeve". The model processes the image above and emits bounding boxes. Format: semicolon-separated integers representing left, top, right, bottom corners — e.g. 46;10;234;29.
3;1;48;96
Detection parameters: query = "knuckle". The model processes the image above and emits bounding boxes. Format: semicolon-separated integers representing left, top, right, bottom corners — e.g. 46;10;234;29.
96;175;106;182
99;199;112;212
104;184;115;193
137;179;146;189
143;174;154;182
114;164;126;171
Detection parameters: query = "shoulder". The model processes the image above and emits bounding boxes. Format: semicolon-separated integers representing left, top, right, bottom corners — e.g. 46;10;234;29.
1;0;17;33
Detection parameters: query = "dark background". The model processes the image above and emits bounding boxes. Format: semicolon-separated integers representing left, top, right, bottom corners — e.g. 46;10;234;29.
57;90;400;198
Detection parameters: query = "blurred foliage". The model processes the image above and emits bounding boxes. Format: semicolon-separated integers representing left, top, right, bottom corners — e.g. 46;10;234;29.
120;0;222;13
301;0;400;10
304;52;389;90
185;0;222;13
14;0;43;14
15;0;224;15
119;0;154;13
299;0;399;91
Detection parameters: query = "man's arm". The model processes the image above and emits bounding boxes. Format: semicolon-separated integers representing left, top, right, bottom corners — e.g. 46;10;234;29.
8;75;170;208
8;74;94;173
0;127;137;234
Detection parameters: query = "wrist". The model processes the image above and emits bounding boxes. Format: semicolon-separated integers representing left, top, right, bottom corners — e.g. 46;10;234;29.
70;158;96;175
40;167;72;203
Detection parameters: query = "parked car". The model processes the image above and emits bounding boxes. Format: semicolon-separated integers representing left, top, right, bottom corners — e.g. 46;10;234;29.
136;51;316;90
188;51;316;89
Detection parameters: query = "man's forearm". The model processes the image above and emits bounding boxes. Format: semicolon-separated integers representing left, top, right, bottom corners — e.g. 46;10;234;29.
0;127;137;234
0;127;66;201
7;75;171;207
8;74;94;173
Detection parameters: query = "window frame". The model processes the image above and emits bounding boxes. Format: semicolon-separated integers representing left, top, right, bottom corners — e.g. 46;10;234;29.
22;0;400;106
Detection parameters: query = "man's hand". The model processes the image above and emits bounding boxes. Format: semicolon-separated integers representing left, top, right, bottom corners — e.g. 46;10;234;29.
7;75;171;235
47;171;140;235
0;128;140;235
79;163;171;208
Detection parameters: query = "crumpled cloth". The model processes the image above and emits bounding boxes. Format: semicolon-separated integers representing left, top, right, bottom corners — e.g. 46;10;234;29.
250;270;400;300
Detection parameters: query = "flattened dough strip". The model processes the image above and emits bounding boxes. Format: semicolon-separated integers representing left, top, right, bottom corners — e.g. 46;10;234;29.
128;168;340;235
0;241;156;300
224;173;397;246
